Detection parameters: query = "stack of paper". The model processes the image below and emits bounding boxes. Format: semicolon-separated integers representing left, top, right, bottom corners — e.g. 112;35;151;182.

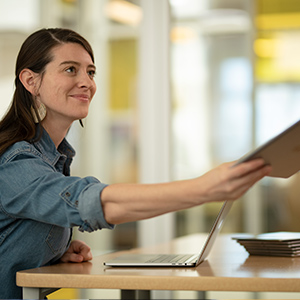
233;232;300;257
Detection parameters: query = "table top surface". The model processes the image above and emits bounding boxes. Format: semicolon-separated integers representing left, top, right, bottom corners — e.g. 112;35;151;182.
17;233;300;292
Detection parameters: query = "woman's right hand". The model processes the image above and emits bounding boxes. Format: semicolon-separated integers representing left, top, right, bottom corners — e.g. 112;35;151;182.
192;159;272;204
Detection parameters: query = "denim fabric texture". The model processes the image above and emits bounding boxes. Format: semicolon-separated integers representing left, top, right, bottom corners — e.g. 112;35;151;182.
0;127;113;298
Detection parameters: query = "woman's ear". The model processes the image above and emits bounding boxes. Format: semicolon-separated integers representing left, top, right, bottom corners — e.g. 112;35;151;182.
19;69;39;95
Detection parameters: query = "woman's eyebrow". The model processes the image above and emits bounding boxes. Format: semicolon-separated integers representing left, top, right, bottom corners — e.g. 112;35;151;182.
60;60;96;69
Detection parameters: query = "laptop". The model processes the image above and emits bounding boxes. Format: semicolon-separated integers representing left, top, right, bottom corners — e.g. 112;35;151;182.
104;119;300;267
104;200;233;267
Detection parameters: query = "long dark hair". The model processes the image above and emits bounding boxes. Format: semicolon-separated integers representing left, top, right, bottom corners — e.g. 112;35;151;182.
0;28;94;155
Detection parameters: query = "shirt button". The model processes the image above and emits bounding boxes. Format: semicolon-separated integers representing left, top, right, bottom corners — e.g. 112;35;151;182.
75;200;79;206
66;192;71;197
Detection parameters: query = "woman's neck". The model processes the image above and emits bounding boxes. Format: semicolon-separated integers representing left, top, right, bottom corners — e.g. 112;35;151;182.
41;120;71;148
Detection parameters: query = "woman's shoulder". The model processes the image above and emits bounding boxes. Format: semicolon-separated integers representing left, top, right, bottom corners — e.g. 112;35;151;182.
0;140;42;163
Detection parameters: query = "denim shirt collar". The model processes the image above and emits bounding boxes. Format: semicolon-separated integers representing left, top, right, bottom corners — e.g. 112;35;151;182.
32;126;76;175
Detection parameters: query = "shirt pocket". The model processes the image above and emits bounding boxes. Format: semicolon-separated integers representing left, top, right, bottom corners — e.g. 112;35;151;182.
46;225;71;256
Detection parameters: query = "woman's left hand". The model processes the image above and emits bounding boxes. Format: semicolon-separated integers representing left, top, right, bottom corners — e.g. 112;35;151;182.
60;240;93;263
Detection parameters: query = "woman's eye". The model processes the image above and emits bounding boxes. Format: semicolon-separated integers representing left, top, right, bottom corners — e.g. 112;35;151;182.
88;70;96;78
66;66;76;73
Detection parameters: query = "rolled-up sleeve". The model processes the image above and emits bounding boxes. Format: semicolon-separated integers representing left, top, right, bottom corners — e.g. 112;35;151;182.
76;179;114;232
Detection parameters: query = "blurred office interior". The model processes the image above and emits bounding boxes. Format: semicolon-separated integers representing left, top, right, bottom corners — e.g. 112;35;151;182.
1;0;300;298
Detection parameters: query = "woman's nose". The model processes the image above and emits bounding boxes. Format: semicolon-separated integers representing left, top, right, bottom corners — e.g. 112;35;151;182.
77;71;93;88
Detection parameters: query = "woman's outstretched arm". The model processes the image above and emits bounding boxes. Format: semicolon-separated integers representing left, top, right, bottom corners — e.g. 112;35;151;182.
101;159;271;225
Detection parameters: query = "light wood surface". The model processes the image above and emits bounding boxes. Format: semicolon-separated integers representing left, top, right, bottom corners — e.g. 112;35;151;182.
17;234;300;292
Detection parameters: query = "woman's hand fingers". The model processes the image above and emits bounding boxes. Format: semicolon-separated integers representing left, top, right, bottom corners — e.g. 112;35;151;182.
200;159;272;203
60;240;93;263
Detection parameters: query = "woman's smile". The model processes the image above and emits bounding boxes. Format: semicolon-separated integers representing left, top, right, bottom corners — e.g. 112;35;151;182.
69;93;91;103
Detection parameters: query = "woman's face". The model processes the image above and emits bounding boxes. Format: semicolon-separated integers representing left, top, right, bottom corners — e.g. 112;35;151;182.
37;43;96;127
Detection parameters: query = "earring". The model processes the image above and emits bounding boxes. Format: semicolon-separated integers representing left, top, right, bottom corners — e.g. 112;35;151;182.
31;102;46;123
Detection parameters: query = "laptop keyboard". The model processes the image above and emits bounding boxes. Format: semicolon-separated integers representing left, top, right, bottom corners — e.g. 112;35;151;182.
145;254;195;264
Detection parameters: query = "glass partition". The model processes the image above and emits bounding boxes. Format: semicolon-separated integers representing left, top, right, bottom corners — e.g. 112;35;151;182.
170;0;255;236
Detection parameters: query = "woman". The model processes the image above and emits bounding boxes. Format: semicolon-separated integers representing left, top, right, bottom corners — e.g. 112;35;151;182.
0;28;271;298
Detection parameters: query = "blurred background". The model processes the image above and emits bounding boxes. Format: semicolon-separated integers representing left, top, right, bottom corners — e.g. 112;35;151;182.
1;0;300;299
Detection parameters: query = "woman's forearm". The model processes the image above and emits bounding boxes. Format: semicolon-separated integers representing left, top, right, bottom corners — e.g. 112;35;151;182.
101;179;199;224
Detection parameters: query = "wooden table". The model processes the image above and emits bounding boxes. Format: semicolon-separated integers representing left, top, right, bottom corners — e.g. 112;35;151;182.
17;233;300;299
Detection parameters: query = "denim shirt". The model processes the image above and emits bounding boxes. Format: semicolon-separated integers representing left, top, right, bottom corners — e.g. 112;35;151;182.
0;128;114;299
